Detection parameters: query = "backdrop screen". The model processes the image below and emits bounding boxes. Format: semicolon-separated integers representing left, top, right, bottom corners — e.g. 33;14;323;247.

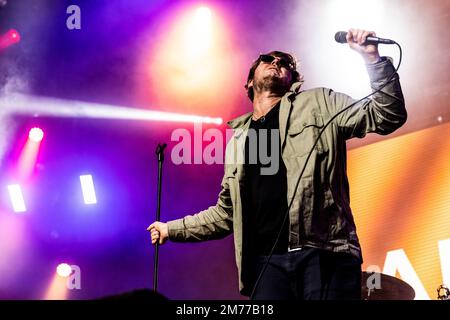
348;122;450;300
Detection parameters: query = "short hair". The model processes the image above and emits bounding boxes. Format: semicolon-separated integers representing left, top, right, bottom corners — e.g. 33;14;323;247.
244;51;303;102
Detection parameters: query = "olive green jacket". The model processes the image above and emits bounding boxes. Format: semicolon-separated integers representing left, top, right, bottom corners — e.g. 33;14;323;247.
167;57;406;295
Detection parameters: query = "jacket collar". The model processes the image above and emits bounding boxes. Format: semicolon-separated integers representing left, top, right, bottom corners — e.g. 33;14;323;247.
287;81;303;98
227;112;252;130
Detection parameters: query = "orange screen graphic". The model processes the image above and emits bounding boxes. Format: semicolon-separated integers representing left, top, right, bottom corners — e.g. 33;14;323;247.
348;122;450;300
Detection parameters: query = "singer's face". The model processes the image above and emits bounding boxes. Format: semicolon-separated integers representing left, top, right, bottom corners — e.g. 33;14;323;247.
256;56;292;81
249;55;293;93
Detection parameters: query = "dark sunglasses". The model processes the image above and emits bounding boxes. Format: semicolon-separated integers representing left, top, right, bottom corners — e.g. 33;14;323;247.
259;54;294;70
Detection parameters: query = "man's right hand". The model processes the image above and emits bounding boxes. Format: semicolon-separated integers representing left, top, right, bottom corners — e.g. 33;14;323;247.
147;221;169;245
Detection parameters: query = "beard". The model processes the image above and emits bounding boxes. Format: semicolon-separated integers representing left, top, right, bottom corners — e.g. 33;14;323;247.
253;73;291;96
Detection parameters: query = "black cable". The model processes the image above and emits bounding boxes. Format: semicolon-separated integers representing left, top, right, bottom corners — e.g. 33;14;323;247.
249;42;403;300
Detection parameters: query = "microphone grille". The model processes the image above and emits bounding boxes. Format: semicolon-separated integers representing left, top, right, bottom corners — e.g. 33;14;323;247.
334;31;347;43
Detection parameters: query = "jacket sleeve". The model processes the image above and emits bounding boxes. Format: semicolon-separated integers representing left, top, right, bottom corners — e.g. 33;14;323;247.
167;167;234;242
328;57;407;140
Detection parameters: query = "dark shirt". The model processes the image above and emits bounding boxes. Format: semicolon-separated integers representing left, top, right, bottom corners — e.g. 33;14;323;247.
243;102;289;255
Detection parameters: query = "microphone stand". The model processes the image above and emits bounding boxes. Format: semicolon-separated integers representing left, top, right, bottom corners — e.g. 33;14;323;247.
153;143;167;292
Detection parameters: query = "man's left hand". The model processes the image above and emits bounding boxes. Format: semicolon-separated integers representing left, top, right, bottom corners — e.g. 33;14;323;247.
346;28;381;64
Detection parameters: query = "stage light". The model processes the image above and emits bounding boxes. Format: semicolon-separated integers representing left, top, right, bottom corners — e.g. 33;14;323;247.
326;0;384;26
17;127;44;180
0;29;21;50
186;6;213;56
80;174;97;205
0;93;223;125
142;5;238;120
291;0;388;98
56;263;72;278
45;273;69;300
195;7;212;23
7;184;26;213
28;127;44;142
10;29;20;41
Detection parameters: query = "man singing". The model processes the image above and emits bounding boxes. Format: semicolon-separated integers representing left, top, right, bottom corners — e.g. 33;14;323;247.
148;28;406;300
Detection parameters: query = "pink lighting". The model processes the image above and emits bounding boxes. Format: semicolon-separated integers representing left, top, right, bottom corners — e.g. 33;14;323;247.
0;29;21;50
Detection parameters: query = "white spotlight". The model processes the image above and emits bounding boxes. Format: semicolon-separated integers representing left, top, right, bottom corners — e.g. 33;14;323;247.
195;7;212;22
186;6;214;56
79;175;97;205
7;184;26;213
56;263;72;278
28;127;44;142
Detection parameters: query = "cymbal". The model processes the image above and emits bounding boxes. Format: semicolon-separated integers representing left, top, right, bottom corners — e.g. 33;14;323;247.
361;272;415;300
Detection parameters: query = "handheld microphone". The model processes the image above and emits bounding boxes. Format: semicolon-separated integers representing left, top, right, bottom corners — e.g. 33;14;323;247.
334;31;395;45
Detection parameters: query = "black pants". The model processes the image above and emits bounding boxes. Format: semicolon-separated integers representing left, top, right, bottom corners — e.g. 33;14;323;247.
251;247;361;300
